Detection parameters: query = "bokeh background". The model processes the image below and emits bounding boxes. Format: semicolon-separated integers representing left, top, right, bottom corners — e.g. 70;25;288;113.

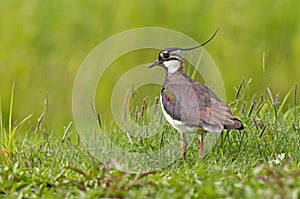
1;1;299;131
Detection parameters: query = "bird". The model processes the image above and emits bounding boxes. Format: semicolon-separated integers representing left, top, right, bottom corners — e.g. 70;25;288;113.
148;30;244;160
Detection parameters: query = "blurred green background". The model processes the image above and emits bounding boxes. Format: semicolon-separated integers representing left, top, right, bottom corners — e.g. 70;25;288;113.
1;0;299;130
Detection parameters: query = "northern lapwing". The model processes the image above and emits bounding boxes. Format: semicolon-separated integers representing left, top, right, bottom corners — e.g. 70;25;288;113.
148;31;244;160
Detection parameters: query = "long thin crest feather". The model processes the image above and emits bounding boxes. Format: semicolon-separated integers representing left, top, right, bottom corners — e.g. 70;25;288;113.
179;29;218;51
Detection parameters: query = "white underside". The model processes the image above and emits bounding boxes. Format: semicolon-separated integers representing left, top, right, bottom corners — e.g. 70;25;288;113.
160;95;197;134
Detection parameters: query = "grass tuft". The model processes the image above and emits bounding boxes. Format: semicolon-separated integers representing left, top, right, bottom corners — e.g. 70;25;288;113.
0;83;32;164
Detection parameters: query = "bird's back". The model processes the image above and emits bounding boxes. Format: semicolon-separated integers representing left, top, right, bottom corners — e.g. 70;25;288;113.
161;71;244;133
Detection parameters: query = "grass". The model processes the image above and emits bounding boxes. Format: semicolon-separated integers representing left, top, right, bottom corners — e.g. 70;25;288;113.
0;80;299;198
0;83;32;165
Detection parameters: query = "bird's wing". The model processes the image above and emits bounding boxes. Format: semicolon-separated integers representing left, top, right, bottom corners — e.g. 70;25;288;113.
162;82;243;133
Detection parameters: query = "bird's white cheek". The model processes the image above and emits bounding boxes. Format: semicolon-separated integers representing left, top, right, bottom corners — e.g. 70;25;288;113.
164;60;180;73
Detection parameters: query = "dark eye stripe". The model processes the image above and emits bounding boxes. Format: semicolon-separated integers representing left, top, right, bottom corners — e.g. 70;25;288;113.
159;51;181;62
167;57;181;62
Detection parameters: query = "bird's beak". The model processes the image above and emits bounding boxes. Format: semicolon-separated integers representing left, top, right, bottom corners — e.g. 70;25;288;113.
148;60;162;68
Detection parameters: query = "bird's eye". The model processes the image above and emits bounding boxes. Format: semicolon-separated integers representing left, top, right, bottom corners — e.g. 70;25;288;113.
163;52;169;59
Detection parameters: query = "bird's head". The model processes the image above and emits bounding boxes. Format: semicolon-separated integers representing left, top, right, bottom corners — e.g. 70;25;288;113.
148;30;218;74
148;48;184;73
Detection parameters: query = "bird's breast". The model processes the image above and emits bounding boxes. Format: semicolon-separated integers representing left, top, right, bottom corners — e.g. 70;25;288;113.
160;94;197;134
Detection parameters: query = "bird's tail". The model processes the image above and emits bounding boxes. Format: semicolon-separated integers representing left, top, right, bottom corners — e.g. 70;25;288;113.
224;118;244;130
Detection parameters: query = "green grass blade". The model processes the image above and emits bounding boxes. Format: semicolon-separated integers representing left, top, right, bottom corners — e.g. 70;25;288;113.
278;85;294;115
8;114;32;153
0;97;7;149
190;50;204;80
9;82;15;135
0;95;2;135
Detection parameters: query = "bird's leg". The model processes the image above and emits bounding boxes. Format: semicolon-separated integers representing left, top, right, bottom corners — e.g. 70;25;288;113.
182;133;187;159
198;133;204;160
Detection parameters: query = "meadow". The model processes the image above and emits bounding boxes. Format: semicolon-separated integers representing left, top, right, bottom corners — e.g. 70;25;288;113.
1;1;300;198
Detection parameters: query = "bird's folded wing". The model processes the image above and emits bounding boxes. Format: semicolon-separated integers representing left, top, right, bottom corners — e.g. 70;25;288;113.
162;82;243;133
